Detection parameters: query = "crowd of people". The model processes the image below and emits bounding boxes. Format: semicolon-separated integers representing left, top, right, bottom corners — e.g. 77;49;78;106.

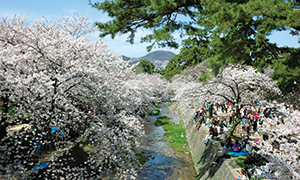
192;101;286;180
2;106;101;173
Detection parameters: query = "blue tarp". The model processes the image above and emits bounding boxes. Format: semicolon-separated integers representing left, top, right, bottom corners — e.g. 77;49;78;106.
51;126;63;136
30;142;44;152
33;163;48;170
229;149;247;156
51;126;58;132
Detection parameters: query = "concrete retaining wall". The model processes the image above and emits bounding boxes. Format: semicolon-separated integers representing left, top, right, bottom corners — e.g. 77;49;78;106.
172;107;241;180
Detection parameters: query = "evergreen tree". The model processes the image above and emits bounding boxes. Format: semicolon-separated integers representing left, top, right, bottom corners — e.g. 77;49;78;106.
91;0;300;93
136;59;155;74
162;28;212;80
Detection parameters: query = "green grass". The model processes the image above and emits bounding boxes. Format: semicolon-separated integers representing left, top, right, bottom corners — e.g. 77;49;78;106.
162;123;188;153
154;116;172;126
232;156;264;180
148;107;161;116
154;117;188;153
164;102;173;107
232;155;254;169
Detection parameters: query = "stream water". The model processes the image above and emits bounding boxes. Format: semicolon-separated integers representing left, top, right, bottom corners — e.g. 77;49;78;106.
136;104;197;180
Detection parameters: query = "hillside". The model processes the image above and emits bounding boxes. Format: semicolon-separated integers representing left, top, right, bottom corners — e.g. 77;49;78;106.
122;50;176;70
141;50;176;61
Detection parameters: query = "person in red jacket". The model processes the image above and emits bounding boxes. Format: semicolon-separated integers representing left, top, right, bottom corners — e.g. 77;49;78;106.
253;111;259;119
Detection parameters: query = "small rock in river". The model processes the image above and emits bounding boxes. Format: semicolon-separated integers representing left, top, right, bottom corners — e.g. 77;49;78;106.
156;175;159;177
151;156;155;160
169;155;172;158
158;163;161;165
147;153;151;157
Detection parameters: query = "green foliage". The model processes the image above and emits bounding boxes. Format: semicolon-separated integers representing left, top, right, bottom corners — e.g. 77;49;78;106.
90;0;200;50
92;0;300;93
154;69;161;74
148;107;161;116
137;59;155;74
199;71;211;83
159;54;185;81
135;152;149;165
195;0;300;93
270;47;300;94
154;116;172;126
161;29;213;80
0;106;16;116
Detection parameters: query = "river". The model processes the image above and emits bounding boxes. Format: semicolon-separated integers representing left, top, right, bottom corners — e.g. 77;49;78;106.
137;104;197;180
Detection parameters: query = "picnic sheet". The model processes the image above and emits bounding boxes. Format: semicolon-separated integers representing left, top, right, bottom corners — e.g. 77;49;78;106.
229;149;247;156
33;163;48;170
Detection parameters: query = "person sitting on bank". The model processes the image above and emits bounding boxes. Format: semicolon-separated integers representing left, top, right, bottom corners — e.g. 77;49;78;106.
220;117;228;127
196;115;205;130
212;145;231;165
204;134;214;146
222;125;228;139
241;135;250;149
233;140;241;152
224;136;232;149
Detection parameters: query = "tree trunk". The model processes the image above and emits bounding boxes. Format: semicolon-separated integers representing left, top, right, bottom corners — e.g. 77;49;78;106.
0;96;9;140
226;118;242;137
0;125;7;140
209;103;213;117
226;105;241;137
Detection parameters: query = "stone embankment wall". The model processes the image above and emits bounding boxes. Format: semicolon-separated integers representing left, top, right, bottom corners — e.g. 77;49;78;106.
171;106;241;180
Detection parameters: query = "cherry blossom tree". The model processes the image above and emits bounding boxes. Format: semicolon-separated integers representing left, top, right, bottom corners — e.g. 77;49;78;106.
170;63;300;178
171;65;281;135
0;14;169;179
254;105;300;179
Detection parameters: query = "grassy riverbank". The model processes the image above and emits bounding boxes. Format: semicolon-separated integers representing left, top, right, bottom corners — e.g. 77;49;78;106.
164;102;173;107
155;116;187;153
147;106;161;116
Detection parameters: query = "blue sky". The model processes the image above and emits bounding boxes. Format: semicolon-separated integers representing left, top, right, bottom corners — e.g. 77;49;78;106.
1;0;299;58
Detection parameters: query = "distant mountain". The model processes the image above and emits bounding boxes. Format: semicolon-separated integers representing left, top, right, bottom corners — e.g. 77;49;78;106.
141;50;176;61
122;50;176;70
